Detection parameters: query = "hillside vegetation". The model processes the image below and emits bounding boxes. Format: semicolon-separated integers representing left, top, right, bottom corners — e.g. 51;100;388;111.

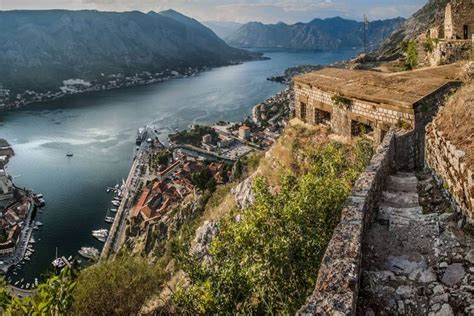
169;123;373;314
435;83;474;169
0;124;373;315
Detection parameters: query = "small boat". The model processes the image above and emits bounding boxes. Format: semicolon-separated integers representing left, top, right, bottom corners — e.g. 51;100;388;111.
52;257;66;269
78;247;100;260
29;237;35;244
111;200;120;207
94;235;107;243
104;216;114;224
66;148;73;157
14;281;19;286
110;208;117;213
35;221;43;226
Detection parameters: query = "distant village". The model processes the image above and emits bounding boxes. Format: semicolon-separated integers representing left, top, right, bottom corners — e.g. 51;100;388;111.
0;67;206;110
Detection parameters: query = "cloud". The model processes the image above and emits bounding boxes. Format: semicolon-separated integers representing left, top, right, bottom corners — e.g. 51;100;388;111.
1;0;426;23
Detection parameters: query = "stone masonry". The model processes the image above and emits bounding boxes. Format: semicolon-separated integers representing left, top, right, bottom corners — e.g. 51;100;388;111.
293;67;459;146
425;118;474;225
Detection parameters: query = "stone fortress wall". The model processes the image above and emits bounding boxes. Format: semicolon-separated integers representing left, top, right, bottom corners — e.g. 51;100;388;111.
425;118;474;225
295;83;414;137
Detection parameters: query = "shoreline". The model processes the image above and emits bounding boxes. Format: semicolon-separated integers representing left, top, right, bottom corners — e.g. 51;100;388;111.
0;57;268;112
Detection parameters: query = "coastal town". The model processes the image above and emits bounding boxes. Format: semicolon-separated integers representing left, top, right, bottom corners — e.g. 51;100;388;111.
100;86;295;259
0;139;45;290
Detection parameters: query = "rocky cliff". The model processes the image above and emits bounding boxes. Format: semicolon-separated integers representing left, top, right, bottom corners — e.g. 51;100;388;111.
377;0;450;59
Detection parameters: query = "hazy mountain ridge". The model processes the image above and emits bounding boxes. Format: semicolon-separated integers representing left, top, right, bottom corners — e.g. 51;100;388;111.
226;17;405;50
203;21;243;39
0;9;255;92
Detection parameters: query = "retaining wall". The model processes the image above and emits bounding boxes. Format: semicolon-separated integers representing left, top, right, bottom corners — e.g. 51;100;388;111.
425;119;474;225
297;129;396;315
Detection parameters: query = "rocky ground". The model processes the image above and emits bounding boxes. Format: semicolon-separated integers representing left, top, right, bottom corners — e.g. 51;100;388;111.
359;170;474;315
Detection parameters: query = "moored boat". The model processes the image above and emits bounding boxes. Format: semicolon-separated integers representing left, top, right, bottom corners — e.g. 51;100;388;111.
78;247;100;260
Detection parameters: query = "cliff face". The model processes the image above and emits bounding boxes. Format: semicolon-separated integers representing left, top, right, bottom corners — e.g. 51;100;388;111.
225;17;404;50
0;10;254;92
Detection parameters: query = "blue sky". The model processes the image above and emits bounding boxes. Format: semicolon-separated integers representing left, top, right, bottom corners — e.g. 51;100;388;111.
0;0;426;23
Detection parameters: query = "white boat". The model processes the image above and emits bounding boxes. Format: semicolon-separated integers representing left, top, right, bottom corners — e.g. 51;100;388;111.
29;237;36;244
94;235;107;243
35;221;43;226
104;216;114;224
52;257;66;269
110;208;117;213
78;247;100;260
111;200;120;207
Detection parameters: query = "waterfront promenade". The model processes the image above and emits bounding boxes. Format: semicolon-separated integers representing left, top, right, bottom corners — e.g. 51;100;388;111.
100;138;149;259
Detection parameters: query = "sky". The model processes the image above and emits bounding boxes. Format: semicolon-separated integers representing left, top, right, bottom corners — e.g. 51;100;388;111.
0;0;427;23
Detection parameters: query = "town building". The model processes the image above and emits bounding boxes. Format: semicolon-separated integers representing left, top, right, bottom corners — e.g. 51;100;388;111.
293;65;460;145
239;125;251;140
0;169;14;201
202;134;212;144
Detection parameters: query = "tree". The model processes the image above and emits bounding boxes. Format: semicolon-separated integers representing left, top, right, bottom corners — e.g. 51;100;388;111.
0;266;77;315
402;40;418;70
191;168;216;192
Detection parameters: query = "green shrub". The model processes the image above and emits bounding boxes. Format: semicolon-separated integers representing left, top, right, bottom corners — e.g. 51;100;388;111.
72;257;164;316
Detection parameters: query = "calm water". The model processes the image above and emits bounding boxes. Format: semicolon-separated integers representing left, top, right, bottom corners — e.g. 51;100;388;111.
0;48;358;282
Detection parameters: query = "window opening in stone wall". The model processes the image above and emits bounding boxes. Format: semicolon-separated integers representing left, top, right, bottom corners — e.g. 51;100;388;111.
351;120;374;137
314;108;331;125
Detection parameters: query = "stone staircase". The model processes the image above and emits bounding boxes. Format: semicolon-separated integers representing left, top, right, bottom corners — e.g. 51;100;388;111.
378;173;439;232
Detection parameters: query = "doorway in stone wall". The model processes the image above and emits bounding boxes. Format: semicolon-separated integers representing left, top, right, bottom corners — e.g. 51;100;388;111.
300;102;307;122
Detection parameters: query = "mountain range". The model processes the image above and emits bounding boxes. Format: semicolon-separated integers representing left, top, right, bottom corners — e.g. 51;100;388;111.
203;21;243;39
0;9;256;92
224;17;405;50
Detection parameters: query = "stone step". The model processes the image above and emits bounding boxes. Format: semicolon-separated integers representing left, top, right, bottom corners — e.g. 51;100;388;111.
388;214;440;231
378;205;423;221
381;191;419;208
386;175;418;192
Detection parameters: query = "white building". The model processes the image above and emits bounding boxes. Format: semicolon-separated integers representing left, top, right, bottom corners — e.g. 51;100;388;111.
0;169;14;201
